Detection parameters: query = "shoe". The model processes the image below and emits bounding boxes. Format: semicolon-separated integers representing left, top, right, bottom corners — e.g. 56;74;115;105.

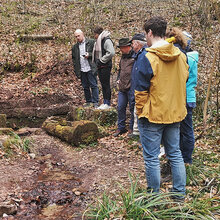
97;104;105;109
169;189;185;203
83;102;92;107
93;103;99;108
113;129;127;137
98;104;111;110
128;133;139;139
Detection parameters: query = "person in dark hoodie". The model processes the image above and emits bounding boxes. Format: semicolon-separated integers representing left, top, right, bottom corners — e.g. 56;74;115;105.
93;26;115;110
113;38;135;137
135;17;189;200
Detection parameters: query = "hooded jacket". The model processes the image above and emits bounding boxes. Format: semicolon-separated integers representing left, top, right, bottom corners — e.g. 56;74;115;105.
166;36;198;105
135;42;189;124
93;31;115;68
186;51;198;104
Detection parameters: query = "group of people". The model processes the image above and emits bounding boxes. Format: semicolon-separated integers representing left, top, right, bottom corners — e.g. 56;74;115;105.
72;16;198;200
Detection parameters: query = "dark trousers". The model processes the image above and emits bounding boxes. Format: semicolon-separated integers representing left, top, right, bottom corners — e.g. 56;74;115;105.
98;67;111;105
81;70;99;104
180;107;195;164
117;90;135;131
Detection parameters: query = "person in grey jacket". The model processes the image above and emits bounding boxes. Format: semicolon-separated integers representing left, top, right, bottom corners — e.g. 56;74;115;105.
72;29;99;107
93;26;115;110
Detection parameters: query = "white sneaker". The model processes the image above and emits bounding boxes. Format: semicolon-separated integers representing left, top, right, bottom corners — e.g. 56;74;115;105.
97;104;105;109
98;104;111;110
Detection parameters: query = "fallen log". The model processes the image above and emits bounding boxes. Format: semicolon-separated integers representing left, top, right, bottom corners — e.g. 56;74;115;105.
67;106;117;126
19;35;54;41
42;116;99;146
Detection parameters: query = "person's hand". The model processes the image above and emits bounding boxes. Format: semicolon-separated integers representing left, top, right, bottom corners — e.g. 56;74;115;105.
84;52;89;59
96;59;104;67
116;80;120;90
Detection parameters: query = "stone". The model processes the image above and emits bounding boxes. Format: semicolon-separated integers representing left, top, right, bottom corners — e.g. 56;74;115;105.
67;106;117;126
15;127;42;136
29;153;36;159
42;116;99;146
0;114;6;128
0;203;17;216
74;191;81;196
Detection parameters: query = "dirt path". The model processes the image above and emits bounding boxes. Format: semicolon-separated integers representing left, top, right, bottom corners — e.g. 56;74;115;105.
0;130;145;219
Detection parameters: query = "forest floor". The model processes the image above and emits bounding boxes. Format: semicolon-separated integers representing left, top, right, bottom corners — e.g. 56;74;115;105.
0;126;146;219
0;0;219;219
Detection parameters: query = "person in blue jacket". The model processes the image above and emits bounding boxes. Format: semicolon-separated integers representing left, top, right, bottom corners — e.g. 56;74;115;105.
181;48;198;164
166;28;199;164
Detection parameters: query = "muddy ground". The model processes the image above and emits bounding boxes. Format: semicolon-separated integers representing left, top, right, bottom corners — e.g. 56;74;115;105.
0;56;146;220
0;128;146;219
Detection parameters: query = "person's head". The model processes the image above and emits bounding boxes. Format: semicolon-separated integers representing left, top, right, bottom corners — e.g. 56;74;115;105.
117;38;131;54
166;27;187;49
93;26;103;39
130;33;147;53
74;29;85;43
144;17;167;47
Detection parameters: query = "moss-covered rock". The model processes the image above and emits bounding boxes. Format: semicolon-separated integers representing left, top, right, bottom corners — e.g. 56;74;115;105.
42;116;99;146
0;114;7;128
67;106;117;126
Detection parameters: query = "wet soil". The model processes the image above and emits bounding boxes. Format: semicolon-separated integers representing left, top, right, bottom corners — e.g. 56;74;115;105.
0;130;145;219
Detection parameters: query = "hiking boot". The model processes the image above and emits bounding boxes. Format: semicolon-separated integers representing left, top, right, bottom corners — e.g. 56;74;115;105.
93;103;99;108
83;102;92;107
113;129;127;137
128;133;139;139
169;189;185;203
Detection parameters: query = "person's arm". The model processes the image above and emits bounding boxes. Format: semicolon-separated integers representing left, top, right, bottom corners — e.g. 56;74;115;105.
134;53;153;116
72;44;81;78
72;45;76;70
100;39;115;63
86;39;95;59
117;59;121;81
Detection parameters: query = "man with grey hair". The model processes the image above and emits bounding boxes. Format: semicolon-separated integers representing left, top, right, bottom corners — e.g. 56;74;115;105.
129;33;148;138
72;29;99;107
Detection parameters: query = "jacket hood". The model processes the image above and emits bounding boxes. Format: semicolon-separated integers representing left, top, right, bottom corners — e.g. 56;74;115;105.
146;43;181;62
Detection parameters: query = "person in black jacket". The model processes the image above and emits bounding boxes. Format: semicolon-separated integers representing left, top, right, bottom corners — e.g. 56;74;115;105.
72;29;99;107
93;26;115;110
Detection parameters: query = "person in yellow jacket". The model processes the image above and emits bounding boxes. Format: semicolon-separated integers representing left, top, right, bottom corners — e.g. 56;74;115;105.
135;17;189;200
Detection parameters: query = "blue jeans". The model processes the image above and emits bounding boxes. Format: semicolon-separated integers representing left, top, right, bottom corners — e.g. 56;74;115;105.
180;107;195;164
81;71;99;104
117;90;135;131
138;118;186;195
